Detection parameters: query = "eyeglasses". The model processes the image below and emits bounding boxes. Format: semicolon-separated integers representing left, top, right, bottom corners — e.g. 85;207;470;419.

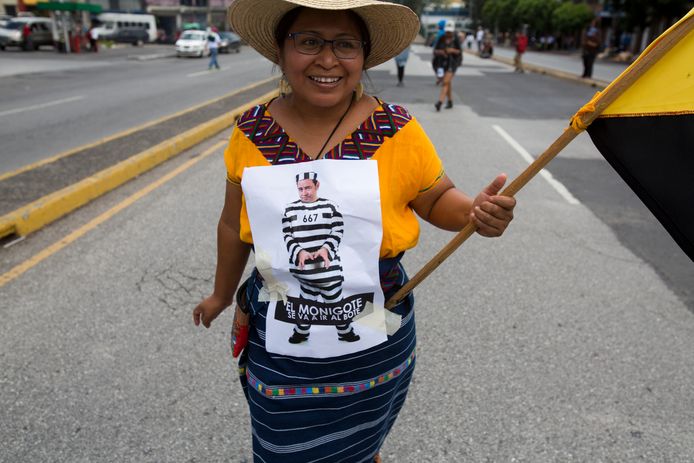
288;32;365;59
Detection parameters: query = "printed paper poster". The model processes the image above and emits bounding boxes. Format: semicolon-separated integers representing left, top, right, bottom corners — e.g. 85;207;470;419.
242;159;387;358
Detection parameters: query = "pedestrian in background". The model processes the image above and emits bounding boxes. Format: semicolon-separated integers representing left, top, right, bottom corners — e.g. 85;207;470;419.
514;28;527;73
465;31;474;49
582;19;601;78
431;19;446;84
206;27;221;70
476;25;484;52
88;26;98;52
480;28;494;58
433;20;462;111
21;23;31;49
433;18;446;46
395;45;409;86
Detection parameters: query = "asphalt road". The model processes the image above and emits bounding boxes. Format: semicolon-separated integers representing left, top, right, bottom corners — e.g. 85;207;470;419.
1;45;693;462
0;44;273;175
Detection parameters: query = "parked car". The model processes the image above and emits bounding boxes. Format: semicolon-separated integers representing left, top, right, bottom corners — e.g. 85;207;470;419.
218;31;241;53
175;30;206;58
112;27;149;46
0;17;54;51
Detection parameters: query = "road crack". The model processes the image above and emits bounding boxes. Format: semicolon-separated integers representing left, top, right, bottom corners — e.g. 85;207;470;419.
136;265;212;312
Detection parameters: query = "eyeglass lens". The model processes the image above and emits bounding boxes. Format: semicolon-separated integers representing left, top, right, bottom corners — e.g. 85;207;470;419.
290;32;363;59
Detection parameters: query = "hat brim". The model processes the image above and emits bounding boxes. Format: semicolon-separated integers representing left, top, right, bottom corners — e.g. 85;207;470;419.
228;0;419;69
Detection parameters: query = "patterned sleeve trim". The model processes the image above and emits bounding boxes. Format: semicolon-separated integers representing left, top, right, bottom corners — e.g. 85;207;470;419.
418;167;445;194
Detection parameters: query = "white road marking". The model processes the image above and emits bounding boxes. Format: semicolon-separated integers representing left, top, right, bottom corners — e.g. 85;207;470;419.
0;95;85;118
492;124;580;205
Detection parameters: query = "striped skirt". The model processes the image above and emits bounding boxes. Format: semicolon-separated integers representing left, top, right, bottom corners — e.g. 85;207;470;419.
237;256;416;462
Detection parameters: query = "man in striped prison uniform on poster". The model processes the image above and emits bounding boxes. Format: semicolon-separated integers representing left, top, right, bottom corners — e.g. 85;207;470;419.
282;171;361;344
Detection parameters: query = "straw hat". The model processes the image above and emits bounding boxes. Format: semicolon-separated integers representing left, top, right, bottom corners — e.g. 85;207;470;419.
227;0;420;69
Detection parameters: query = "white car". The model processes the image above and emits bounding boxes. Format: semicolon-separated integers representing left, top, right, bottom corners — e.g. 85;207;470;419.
175;30;207;58
0;17;54;51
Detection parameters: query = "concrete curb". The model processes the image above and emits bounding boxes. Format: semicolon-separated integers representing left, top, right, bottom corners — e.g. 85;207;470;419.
0;88;278;239
465;50;611;89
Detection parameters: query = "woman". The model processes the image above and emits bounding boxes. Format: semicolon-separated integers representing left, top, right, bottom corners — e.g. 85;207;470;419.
433;20;462;111
193;1;516;461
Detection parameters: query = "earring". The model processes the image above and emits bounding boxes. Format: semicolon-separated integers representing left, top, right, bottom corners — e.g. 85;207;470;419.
279;75;292;97
355;82;364;100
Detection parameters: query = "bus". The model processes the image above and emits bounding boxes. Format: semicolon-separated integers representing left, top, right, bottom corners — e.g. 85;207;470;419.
93;13;157;43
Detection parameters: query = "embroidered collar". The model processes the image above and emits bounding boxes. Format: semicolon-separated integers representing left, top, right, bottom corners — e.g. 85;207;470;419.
237;99;413;164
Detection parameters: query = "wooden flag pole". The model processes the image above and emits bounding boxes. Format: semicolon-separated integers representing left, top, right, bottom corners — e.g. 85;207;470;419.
383;127;580;309
384;11;694;309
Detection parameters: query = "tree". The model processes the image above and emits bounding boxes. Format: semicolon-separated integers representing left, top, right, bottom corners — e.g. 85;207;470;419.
605;0;692;53
481;0;519;32
470;0;485;28
552;2;594;35
610;0;692;30
513;0;560;36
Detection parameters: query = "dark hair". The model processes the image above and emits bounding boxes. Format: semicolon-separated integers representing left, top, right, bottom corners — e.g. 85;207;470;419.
274;6;371;63
296;178;319;186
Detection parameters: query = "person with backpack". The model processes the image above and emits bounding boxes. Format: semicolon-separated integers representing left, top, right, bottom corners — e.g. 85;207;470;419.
430;19;446;84
206;27;221;70
433;20;462;111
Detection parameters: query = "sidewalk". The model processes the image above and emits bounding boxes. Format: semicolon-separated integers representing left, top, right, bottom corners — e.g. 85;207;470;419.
490;46;629;87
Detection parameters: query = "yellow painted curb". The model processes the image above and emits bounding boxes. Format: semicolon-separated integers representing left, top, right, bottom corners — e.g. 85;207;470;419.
0;88;278;239
0;76;278;183
0;141;227;288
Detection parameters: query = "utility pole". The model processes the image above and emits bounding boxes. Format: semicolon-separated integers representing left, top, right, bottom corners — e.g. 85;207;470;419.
58;0;71;53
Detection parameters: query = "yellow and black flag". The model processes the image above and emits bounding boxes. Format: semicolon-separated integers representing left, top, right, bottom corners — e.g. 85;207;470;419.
385;9;694;307
583;8;694;261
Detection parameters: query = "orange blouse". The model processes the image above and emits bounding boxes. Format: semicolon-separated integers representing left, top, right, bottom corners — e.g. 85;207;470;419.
224;101;444;258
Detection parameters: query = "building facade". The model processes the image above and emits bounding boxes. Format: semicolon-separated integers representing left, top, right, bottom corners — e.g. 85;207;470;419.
147;0;231;40
5;0;233;42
